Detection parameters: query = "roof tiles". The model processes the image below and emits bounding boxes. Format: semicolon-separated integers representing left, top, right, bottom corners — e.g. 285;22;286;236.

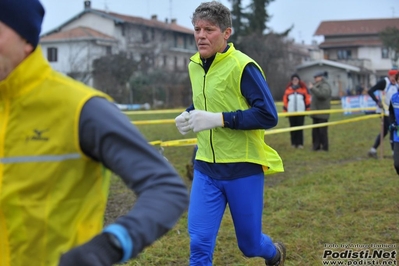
314;18;399;36
40;26;116;42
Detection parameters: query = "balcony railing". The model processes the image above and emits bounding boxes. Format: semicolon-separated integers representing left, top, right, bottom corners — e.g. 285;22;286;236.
336;58;372;70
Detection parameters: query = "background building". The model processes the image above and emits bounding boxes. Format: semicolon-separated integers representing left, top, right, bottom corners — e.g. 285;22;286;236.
40;0;196;88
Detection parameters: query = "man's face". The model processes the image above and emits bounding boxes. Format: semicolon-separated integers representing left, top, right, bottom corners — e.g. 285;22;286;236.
314;76;323;82
194;19;231;59
0;21;33;81
388;73;397;84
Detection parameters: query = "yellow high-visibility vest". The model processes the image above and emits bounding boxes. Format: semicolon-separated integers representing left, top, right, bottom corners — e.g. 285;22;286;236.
188;44;283;174
0;46;111;266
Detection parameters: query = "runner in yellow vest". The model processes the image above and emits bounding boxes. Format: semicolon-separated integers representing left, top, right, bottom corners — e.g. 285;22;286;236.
175;2;285;266
0;1;188;265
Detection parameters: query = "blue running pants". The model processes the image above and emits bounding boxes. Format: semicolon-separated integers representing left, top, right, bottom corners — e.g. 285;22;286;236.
188;170;276;265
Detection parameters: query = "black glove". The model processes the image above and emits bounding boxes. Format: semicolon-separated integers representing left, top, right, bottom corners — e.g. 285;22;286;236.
58;233;123;266
377;101;383;109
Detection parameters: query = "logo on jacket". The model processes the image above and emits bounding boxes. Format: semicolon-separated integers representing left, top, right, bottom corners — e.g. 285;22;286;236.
27;129;49;141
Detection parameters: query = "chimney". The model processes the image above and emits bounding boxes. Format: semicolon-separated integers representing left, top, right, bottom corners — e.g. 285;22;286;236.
84;0;91;9
171;18;177;24
151;15;157;20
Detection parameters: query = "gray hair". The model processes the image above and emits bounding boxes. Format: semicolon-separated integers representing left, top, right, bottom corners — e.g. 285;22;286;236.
191;1;232;32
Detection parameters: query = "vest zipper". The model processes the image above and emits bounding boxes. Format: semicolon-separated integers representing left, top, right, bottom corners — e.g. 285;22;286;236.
202;73;217;163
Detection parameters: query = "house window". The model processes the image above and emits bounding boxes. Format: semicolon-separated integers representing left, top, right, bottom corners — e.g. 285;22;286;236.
381;47;389;59
121;25;125;36
106;46;111;55
142;28;149;43
337;50;351;59
177;36;184;48
47;47;58;62
163;55;167;67
174;56;178;70
173;34;184;48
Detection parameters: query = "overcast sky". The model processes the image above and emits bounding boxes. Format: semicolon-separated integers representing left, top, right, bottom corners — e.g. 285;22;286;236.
39;0;398;45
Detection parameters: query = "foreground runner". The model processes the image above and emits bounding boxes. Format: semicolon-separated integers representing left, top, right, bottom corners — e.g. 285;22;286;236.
0;1;188;265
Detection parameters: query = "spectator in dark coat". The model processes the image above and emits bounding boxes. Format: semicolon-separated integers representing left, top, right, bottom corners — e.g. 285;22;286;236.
308;71;332;151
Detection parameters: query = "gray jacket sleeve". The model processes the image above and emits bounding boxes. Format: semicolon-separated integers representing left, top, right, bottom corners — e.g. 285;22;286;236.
79;97;189;258
311;81;331;100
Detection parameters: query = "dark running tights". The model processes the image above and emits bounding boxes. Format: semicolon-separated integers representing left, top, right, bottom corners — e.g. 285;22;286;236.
394;142;399;175
373;116;393;151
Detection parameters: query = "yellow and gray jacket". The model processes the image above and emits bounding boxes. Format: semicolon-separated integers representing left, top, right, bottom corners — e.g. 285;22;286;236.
0;46;189;266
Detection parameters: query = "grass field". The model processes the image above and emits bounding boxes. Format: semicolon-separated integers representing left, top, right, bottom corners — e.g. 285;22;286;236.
105;107;399;266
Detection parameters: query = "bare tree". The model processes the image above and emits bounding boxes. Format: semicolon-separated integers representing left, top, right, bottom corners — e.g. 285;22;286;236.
380;26;399;68
92;52;139;103
130;68;191;108
225;0;294;100
65;41;94;84
59;32;113;85
240;33;292;100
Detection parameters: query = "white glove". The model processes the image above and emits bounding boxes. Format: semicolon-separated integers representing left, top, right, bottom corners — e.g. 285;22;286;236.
188;110;223;133
175;111;191;135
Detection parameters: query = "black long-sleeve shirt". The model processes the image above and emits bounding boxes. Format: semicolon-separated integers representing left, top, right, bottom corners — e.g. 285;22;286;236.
368;78;387;103
389;102;396;124
79;97;189;258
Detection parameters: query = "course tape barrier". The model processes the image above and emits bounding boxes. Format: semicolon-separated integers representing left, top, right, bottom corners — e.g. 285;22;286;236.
125;109;185;115
134;119;175;125
264;114;380;135
123;101;343;116
152;138;198;147
139;108;382;148
130;107;378;125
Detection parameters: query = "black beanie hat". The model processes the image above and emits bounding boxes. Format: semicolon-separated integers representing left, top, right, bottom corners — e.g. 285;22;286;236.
0;0;45;48
291;74;300;80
